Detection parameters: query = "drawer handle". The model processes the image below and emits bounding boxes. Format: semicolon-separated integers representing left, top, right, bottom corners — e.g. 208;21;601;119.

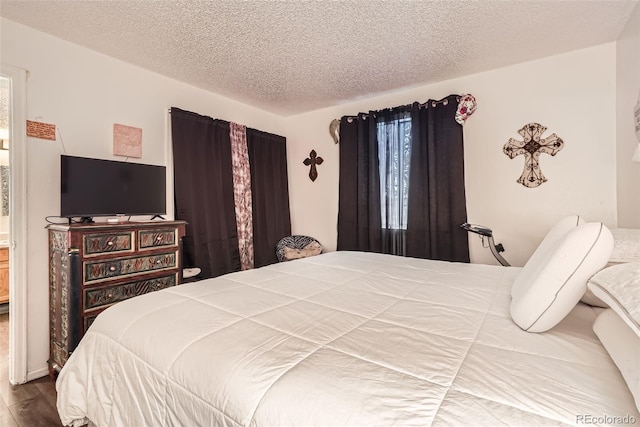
107;293;113;299
107;241;114;246
155;236;162;241
109;266;117;272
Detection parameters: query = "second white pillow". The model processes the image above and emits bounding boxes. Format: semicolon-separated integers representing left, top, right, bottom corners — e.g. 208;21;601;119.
510;222;614;333
511;215;584;298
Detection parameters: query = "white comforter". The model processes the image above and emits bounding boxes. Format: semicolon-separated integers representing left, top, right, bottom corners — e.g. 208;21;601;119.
56;251;639;426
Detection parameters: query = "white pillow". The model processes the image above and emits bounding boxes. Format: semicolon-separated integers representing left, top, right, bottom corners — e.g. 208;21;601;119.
510;222;614;333
583;228;640;308
588;262;640;337
511;215;584;298
610;228;640;264
593;309;640;411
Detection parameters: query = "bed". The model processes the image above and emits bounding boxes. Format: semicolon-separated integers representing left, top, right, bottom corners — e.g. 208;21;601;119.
56;247;639;426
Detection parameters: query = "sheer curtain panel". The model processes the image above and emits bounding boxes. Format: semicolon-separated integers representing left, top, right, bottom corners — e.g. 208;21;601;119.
377;108;412;255
230;122;254;270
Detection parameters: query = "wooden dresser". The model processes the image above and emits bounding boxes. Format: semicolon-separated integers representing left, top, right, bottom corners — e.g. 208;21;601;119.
47;220;186;375
0;246;9;304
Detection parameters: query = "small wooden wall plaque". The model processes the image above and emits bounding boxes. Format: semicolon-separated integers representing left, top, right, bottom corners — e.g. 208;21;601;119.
113;123;142;158
26;120;56;141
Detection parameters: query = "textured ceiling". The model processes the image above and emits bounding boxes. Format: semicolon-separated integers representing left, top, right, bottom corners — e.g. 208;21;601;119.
0;0;637;116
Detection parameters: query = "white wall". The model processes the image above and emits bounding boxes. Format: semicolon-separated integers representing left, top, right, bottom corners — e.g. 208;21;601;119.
284;43;617;267
1;18;286;378
616;1;640;228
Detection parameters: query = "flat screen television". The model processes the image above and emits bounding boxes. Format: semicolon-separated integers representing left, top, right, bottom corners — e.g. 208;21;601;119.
60;155;166;220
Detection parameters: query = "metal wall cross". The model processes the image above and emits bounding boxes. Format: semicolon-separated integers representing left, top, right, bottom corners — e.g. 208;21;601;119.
503;123;564;188
303;150;323;182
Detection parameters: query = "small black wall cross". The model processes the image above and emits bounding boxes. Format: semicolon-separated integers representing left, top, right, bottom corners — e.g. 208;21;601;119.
303;150;323;182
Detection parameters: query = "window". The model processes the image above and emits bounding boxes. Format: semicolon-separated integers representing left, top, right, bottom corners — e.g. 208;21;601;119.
377;112;412;231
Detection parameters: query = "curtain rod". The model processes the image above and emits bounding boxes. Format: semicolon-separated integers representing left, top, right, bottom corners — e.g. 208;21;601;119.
168;94;460;117
340;95;461;121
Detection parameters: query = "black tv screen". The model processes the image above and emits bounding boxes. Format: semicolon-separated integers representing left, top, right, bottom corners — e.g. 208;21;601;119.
61;155;166;218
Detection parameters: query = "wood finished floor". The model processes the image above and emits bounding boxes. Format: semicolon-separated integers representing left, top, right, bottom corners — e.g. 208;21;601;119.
0;313;64;427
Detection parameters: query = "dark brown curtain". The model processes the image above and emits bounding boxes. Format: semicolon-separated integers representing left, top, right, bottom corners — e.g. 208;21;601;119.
171;108;240;278
337;113;382;252
406;95;469;262
246;129;292;267
337;95;469;262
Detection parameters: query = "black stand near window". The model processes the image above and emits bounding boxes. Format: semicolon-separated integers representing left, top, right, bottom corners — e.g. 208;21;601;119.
460;223;510;266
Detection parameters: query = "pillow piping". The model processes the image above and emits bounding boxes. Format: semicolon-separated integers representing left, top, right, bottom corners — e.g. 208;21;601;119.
589;282;640;333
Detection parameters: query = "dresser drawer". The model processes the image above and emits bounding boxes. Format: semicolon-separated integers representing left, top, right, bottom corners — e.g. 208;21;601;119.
84;252;177;283
139;228;177;250
83;232;134;256
84;274;177;311
0;247;8;262
84;315;98;332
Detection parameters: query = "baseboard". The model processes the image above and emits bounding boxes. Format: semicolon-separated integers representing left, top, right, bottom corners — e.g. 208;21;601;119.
27;366;50;382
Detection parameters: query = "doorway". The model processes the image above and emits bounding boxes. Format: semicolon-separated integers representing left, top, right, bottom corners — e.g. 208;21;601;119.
1;64;28;385
0;78;9;312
